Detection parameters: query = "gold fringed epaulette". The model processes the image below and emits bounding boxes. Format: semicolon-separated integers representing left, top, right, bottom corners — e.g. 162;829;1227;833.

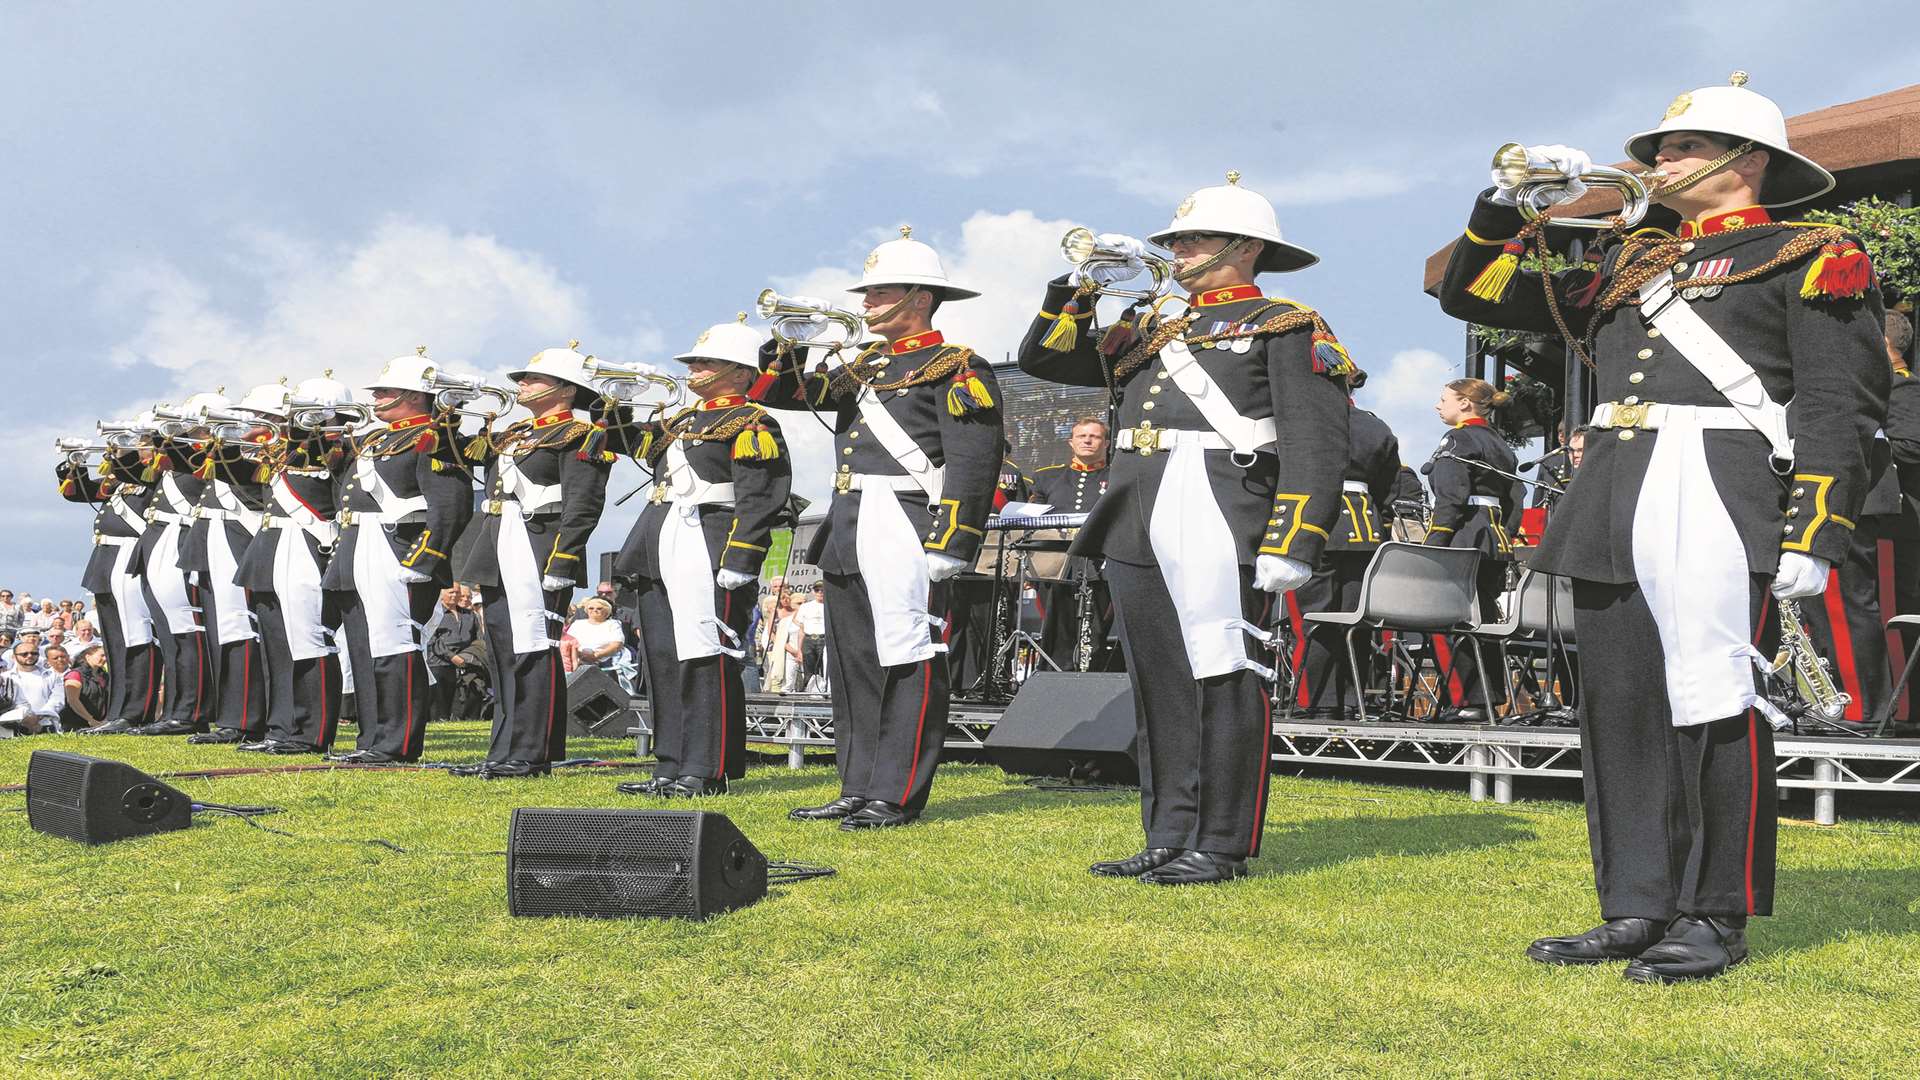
463;431;492;462
1311;325;1356;378
1041;290;1097;352
945;367;995;417
731;423;781;460
1800;238;1875;301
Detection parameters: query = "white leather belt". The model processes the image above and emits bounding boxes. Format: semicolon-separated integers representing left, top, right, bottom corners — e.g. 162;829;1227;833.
482;497;564;518
338;509;421;527
833;471;922;495
1342;480;1369;494
1468;495;1500;508
1114;426;1233;455
1589;401;1753;432
196;506;267;531
146;508;192;526
647;481;737;507
94;533;141;548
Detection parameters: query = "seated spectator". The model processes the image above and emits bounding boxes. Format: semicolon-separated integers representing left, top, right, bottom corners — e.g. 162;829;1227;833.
426;585;484;724
71;620;97;646
44;628;66;653
565;597;636;691
762;590;805;693
62;642;111;732
0;590;21;634
795;584;827;691
0;643;62;735
22;601;56;632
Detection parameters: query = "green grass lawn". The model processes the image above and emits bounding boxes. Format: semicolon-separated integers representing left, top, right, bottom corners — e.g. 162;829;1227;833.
3;723;1917;1078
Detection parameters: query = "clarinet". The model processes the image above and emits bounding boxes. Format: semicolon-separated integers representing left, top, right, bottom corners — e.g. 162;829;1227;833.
1073;561;1095;671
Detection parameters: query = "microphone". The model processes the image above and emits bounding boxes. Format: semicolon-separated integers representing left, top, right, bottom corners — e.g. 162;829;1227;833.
1516;447;1569;471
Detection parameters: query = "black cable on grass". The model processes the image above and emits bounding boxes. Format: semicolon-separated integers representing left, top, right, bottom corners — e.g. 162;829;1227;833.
191;803;504;856
767;862;836;885
1020;776;1137;793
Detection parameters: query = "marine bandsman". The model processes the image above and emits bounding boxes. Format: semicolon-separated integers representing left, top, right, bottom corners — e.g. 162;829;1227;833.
1019;172;1352;884
56;439;160;732
1439;73;1887;981
128;392;226;736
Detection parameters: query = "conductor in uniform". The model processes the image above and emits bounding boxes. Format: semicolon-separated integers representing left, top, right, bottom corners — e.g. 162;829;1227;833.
756;227;1004;828
611;319;791;797
1019;173;1352;884
1439;74;1886;980
1029;416;1114;671
323;351;476;764
453;344;615;779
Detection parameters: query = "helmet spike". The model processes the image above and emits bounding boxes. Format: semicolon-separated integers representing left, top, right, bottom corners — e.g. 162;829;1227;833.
415;344;428;356
899;224;913;239
568;339;580;349
1729;70;1749;87
1225;170;1242;186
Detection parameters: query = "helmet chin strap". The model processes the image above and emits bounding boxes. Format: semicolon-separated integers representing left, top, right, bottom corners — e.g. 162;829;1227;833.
1648;139;1756;202
1172;236;1253;287
516;380;574;410
861;286;923;333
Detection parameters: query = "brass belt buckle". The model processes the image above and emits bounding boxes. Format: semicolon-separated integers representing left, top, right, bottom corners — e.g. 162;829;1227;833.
1611;402;1650;429
647;484;668;505
1131;422;1160;456
487;498;506;514
833;468;852;495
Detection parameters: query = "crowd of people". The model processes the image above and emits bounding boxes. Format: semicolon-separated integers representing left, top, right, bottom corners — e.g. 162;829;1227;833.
0;592;111;735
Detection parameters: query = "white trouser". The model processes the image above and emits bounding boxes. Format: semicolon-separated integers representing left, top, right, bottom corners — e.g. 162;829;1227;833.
1629;404;1787;728
1145;442;1274;680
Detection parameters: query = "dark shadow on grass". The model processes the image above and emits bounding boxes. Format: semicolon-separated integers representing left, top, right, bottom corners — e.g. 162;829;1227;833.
1764;866;1920;954
1251;811;1536;878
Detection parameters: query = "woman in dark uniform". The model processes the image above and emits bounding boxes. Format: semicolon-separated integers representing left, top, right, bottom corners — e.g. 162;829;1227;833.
1424;377;1519;722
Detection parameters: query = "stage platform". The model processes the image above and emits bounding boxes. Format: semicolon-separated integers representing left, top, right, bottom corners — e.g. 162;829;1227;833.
626;693;1920;825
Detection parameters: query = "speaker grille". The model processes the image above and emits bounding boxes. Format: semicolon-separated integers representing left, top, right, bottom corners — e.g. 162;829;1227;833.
510;810;700;918
25;751;91;842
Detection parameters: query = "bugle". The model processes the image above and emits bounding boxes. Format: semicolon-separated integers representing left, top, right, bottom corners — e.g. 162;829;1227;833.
96;420;155;450
1060;227;1175;301
756;288;866;348
288;400;375;431
428;371;514;418
584;357;683;414
203;407;283;446
54;436;112;463
1490;142;1664;230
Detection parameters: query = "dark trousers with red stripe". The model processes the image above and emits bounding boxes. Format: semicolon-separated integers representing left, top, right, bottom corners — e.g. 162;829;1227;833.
1106;557;1273;858
255;591;342;750
482;591;570;767
203;586;265;736
1799;524;1891;724
635;578;753;781
139;569;211;730
338;583;437;761
1432;562;1509;708
1573;575;1776;920
93;591;159;725
821;571;950;815
1295;553;1371;711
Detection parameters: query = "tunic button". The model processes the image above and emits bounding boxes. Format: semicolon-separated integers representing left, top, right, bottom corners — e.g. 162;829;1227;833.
1647;329;1662;339
1269;518;1281;525
1156;370;1169;380
1149;385;1163;394
1672;261;1688;274
1142;401;1155;410
1637;348;1654;360
1618;430;1636;441
849;431;860;439
1629;372;1645;384
1787;508;1799;518
1622;396;1640;406
1265;532;1279;540
1681;242;1696;253
1784;525;1795;535
842;447;853;456
1791;487;1805;498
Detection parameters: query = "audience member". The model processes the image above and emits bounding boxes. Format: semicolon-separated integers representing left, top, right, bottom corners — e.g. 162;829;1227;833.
62;642;111;731
794;583;827;692
761;589;805;693
426;585;485;724
22;601;56;632
0;643;62;735
71;620;96;645
566;596;636;692
0;591;20;633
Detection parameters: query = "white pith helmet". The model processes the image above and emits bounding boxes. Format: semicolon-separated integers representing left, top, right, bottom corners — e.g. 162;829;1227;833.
509;341;597;389
675;314;766;368
365;346;441;394
847;226;979;300
1149;171;1319;273
234;380;293;419
179;389;232;416
292;370;354;408
1624;71;1834;208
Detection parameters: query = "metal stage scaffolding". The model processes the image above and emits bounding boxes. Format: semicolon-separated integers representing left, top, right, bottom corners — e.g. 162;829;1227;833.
625;693;1920;825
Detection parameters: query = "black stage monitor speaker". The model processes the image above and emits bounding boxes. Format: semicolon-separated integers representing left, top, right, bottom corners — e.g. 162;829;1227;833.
508;808;768;920
565;666;632;738
986;672;1138;784
26;750;192;844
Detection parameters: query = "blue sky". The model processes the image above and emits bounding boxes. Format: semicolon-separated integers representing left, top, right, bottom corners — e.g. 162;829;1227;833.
3;1;1912;594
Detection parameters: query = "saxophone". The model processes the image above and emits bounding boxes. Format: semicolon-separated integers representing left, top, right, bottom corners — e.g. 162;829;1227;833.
1770;598;1852;722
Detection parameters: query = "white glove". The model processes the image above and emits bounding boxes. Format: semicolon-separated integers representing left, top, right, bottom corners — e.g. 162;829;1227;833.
1096;233;1147;261
1489;144;1591;207
1088;260;1145;286
715;568;756;590
396;569;431;585
1253;554;1314;594
541;575;574;592
926;553;968;582
1771;553;1831;600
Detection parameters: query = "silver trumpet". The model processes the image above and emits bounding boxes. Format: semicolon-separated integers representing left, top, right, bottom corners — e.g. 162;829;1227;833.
585;357;683;414
54;436;112;463
1491;142;1664;230
288;400;375;431
148;405;207;437
1771;598;1852;723
97;420;155;450
756;288;866;348
428;371;514;419
203;407;283;446
1061;227;1175;301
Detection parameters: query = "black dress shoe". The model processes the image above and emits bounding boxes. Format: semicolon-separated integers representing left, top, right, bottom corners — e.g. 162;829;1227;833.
235;740;274;752
1138;850;1248;886
616;776;674;796
663;775;727;797
1090;847;1180;878
186;729;246;745
477;760;550;779
447;762;495;777
789;796;867;821
131;720;202;736
839;800;916;830
330;750;397;764
261;740;322;756
1526;917;1667;965
1623;915;1749;984
80;720;141;735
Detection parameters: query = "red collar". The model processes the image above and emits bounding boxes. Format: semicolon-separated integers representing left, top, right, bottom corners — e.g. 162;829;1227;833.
1190;284;1262;307
1069;460;1106;473
889;331;944;355
1679;206;1770;238
530;411;574;428
699;394;748;411
1454;417;1489;429
387;414;431;432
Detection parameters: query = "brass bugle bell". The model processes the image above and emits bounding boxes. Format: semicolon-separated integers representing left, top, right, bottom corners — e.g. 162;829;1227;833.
1490;142;1663;230
756;288;866;348
1061;227;1174;301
